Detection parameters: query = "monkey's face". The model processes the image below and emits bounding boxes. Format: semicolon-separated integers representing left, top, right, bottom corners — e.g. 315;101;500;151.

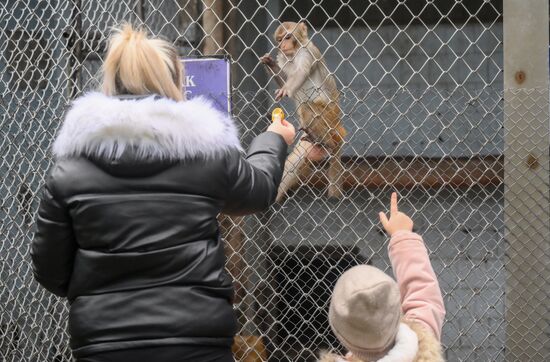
275;22;307;57
275;28;296;56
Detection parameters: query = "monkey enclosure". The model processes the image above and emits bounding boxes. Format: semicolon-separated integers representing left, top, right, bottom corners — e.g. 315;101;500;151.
0;1;549;361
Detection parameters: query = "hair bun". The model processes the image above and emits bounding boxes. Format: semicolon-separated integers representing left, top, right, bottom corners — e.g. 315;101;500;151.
102;23;184;101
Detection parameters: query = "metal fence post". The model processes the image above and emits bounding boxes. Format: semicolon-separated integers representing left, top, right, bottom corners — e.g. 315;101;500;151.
503;0;550;360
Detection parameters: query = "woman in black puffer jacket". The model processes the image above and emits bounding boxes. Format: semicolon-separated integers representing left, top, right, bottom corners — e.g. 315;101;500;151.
32;24;294;362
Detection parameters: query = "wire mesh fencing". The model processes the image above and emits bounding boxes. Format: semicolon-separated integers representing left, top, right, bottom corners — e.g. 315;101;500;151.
1;0;548;361
502;87;550;361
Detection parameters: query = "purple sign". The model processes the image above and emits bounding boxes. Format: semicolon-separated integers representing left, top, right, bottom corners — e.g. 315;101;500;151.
181;57;231;115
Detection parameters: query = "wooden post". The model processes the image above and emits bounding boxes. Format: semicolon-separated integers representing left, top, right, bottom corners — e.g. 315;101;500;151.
201;0;224;55
225;0;238;58
220;215;247;303
135;0;145;22
504;0;550;360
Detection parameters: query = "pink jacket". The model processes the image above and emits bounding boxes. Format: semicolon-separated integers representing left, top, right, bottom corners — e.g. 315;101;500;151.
388;231;446;341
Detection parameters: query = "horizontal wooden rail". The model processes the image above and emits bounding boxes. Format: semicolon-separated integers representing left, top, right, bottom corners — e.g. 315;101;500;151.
306;155;503;190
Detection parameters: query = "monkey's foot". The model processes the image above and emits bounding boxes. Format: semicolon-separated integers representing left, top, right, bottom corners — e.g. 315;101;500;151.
276;189;287;203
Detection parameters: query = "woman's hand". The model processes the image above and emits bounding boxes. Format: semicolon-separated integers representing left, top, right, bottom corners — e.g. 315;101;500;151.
379;192;414;236
268;117;296;145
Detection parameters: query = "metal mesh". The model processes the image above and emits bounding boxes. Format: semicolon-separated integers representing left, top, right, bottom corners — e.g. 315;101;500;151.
0;1;547;361
502;87;550;361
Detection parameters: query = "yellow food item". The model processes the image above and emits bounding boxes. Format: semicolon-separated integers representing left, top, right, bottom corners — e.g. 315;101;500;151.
271;108;285;122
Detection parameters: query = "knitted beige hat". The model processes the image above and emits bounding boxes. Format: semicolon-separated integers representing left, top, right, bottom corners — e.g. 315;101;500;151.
329;265;402;361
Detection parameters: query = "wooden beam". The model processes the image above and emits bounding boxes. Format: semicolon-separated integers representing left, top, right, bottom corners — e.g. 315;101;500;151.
290;156;503;191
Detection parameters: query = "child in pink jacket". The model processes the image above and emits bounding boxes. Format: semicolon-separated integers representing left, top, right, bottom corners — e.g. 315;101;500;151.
320;193;446;362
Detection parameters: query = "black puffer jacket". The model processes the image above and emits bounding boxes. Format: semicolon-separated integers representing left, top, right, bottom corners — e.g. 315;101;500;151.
32;93;287;358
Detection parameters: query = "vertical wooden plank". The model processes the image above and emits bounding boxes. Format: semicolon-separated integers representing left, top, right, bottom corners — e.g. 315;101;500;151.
503;0;550;360
201;0;224;55
135;0;144;21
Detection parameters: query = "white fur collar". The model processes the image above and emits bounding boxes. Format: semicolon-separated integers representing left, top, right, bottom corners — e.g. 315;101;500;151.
53;92;242;160
320;324;420;362
376;323;418;362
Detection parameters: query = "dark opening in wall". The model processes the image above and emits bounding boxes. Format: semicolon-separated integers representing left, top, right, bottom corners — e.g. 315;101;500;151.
264;245;369;362
279;0;503;28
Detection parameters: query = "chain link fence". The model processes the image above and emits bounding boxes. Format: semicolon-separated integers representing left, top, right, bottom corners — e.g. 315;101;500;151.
503;87;550;361
0;0;548;361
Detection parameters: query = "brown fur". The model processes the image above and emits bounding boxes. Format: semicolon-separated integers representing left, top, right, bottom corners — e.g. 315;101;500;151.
318;320;444;362
298;101;347;150
232;335;268;362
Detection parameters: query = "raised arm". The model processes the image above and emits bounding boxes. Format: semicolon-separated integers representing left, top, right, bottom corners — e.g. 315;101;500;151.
260;53;285;88
222;116;295;215
379;193;446;340
388;231;445;341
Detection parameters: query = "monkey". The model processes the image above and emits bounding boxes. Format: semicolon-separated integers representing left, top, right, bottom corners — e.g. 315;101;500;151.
260;21;347;201
232;335;268;362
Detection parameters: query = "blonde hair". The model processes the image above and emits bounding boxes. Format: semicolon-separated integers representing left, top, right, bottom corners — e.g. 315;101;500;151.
102;24;184;101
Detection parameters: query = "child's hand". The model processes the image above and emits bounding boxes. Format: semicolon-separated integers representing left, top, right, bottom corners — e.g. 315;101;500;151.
379;192;413;236
268;117;296;145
